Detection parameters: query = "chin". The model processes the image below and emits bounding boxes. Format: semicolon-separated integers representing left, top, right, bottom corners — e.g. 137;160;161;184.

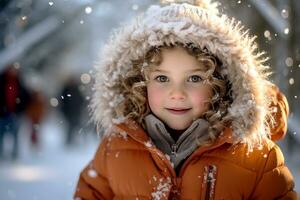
167;122;191;131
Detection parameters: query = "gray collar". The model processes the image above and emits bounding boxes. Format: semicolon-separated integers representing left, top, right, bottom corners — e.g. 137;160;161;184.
144;114;210;169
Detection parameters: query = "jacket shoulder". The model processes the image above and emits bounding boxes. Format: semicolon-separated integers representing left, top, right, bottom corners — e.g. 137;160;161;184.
206;139;297;198
207;139;281;173
100;124;148;152
248;141;297;198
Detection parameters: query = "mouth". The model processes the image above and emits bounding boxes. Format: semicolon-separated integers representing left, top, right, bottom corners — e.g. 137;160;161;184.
166;108;191;115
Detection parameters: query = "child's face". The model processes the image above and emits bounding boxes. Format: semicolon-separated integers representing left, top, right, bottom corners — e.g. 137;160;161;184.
147;47;213;131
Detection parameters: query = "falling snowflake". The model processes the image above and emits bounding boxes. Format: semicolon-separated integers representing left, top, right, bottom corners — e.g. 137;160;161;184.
165;154;170;161
281;9;289;19
170;162;174;168
50;98;59;107
81;73;91;84
264;30;271;41
285;57;293;67
85;6;92;14
119;131;128;140
87;169;97;178
284;28;289;35
145;141;152;148
153;176;157;182
289;78;295;85
264;30;271;38
257;144;263;150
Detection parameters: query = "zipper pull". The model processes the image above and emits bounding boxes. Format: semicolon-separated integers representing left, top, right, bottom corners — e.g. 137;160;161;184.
204;165;217;200
171;144;178;155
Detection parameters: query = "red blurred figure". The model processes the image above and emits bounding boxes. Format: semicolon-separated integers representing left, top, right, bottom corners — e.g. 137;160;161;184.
26;90;47;148
0;64;29;159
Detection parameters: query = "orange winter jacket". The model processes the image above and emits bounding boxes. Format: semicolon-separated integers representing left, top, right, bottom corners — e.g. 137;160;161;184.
74;88;297;199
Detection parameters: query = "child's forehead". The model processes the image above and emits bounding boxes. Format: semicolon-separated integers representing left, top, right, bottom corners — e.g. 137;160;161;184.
160;46;188;55
153;48;207;71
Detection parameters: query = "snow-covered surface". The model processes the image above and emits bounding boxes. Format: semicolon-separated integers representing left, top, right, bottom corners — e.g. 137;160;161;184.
0;111;99;200
0;111;299;200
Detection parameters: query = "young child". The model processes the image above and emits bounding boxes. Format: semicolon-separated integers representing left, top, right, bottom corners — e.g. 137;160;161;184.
74;0;298;199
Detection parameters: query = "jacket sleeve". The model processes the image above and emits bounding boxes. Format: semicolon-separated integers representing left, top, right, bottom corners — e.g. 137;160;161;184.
250;145;298;199
74;136;114;200
266;82;289;141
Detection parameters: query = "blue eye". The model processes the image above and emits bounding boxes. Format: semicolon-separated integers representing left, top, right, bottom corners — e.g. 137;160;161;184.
188;75;202;82
155;75;169;82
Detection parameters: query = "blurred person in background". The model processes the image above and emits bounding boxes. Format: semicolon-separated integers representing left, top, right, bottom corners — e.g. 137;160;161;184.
0;64;30;160
25;90;47;149
60;76;85;146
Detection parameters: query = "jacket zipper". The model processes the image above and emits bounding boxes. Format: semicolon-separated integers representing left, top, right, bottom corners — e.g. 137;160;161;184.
118;124;227;199
204;165;217;200
171;144;178;155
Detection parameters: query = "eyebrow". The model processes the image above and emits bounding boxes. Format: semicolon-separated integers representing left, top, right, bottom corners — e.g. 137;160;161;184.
152;69;168;73
152;68;205;73
188;68;206;72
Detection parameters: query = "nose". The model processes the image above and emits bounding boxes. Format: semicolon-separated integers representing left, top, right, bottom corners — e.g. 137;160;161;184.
169;85;186;100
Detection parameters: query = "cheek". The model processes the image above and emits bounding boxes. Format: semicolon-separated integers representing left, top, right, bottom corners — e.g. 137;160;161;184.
147;84;164;111
190;88;212;108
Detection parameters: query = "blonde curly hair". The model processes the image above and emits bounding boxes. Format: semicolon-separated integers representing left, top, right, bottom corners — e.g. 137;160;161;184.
117;43;233;145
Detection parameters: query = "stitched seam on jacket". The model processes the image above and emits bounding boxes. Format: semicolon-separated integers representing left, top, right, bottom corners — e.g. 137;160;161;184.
262;164;286;174
200;155;258;173
248;145;276;198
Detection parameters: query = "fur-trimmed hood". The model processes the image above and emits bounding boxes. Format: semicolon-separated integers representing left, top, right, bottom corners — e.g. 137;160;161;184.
91;0;275;146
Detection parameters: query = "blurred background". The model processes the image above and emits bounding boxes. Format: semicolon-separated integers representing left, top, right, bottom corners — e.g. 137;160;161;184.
0;0;299;199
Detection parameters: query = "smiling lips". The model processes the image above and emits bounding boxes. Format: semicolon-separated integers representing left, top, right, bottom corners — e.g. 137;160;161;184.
166;108;191;114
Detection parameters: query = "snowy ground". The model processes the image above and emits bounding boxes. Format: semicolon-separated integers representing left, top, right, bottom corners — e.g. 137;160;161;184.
0;111;299;200
0;111;99;200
